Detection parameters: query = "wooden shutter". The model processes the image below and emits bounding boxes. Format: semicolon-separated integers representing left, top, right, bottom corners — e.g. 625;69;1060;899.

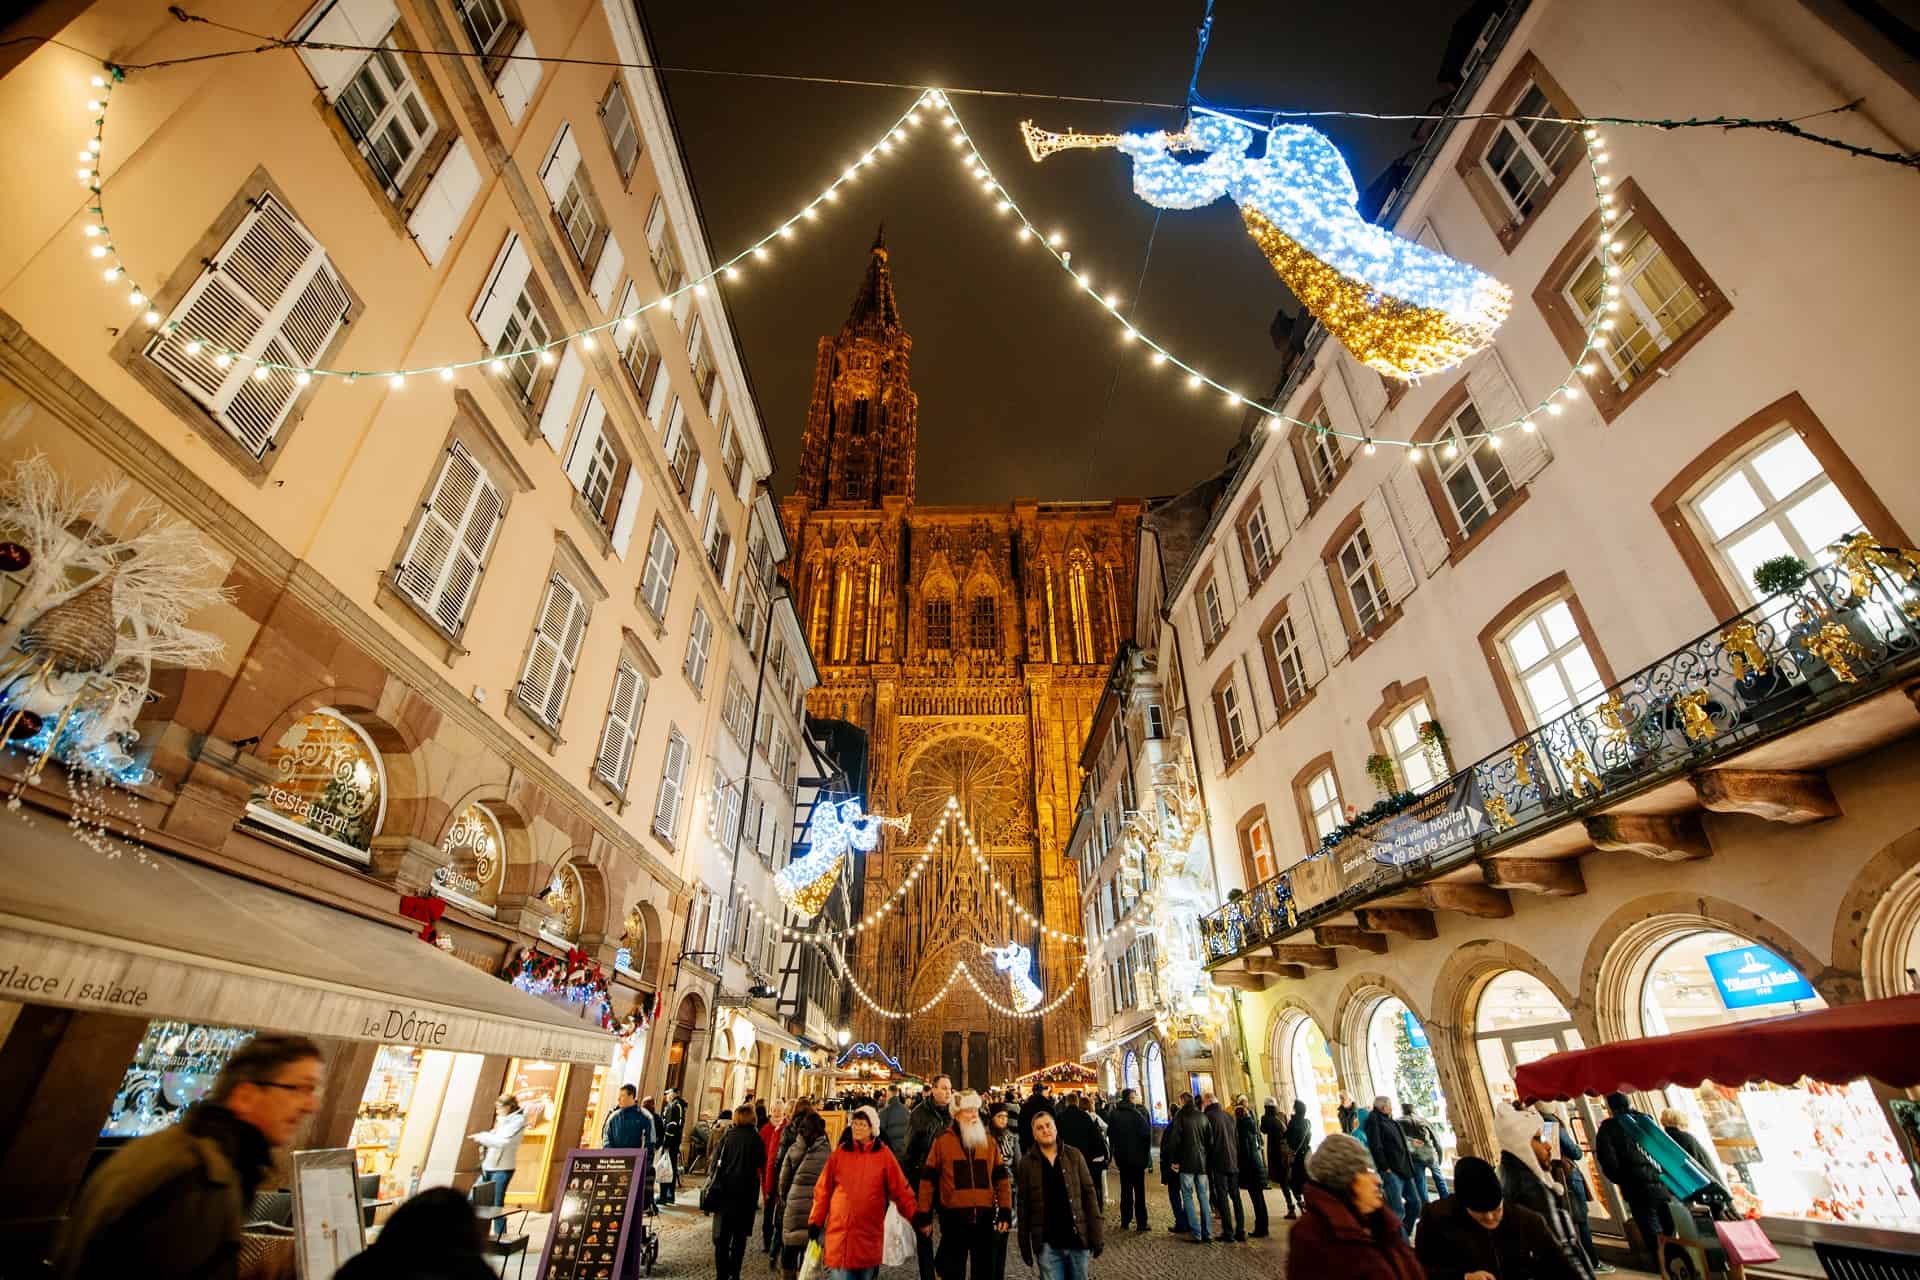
539;123;581;206
537;346;585;451
520;574;587;726
1291;588;1329;686
1501;421;1554;486
1304;562;1350;664
645;194;668;257
1464;344;1528;434
295;0;398;100
610;473;643;559
1274;443;1311;529
1342;348;1389;428
595;662;642;790
646;374;673;426
1388;460;1451;576
1321;366;1363;456
146;194;349;458
686;314;704;358
615;282;641;352
1363;487;1417;604
688;456;709;513
1211;686;1236;764
652;728;687;840
589;232;624;311
563;391;607;491
407;137;481;267
396;443;500;632
495;30;541;125
470;232;532;347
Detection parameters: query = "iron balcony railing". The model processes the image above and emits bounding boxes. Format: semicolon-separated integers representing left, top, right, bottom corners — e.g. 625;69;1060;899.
1199;546;1920;966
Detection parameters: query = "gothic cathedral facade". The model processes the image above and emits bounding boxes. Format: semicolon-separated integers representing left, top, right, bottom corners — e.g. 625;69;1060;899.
781;234;1139;1087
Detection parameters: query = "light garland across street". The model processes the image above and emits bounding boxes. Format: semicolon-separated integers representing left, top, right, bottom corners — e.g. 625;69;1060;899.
828;938;1093;1022
71;67;1625;449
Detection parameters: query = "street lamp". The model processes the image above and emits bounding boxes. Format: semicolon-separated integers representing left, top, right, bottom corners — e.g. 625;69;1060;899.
835;1027;852;1048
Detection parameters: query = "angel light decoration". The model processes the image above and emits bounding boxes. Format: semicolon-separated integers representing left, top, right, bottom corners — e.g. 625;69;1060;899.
775;798;909;921
983;940;1044;1013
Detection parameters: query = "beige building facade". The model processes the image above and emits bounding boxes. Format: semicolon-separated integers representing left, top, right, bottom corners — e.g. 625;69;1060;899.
0;0;789;1241
1158;0;1920;1254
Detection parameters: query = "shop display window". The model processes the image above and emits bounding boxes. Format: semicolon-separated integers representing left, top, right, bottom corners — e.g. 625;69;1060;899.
578;1063;610;1149
505;1058;570;1204
1362;996;1457;1164
246;708;386;860
1641;930;1920;1228
102;1020;253;1138
1283;1015;1342;1145
433;802;505;912
1144;1041;1168;1123
351;1045;425;1197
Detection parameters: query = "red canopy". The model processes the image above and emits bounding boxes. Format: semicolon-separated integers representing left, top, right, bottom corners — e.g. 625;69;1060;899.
1513;994;1920;1101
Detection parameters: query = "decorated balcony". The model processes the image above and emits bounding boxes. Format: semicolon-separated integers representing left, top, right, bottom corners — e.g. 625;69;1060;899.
1199;542;1920;986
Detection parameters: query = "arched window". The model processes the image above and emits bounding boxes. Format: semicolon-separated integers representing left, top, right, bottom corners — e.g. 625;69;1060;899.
864;561;881;662
1144;1040;1169;1123
1687;426;1864;608
1276;1012;1341;1145
849;398;870;436
248;708;386;862
1359;995;1455;1165
1067;556;1096;662
1124;1050;1141;1097
434;802;505;912
543;862;585;941
830;564;852;662
925;595;953;651
969;594;997;651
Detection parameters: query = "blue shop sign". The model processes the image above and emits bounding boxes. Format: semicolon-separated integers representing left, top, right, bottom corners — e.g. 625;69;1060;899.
1403;1011;1430;1048
1704;945;1816;1009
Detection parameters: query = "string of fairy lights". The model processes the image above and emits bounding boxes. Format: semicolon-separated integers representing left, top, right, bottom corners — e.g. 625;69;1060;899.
69;67;1627;450
828;934;1095;1022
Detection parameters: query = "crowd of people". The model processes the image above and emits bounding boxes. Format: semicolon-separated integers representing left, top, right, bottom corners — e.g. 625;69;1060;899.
44;1030;1729;1280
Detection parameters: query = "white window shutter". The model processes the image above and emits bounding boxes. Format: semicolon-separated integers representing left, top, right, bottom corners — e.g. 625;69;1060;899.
1501;421;1555;486
689;456;708;512
1388;460;1451;576
1304;563;1350;665
611;475;643;559
1342;349;1389;428
615;282;642;353
653;728;687;840
1273;440;1311;530
397;445;501;634
671;288;692;327
596;662;641;790
590;232;625;311
647;377;673;428
1363;487;1417;605
1321;366;1363;455
1464;345;1528;434
539;123;581;206
495;30;541;125
295;0;398;100
563;392;606;489
1292;589;1329;687
518;576;568;721
686;314;704;358
1414;219;1447;253
470;232;532;347
538;346;585;451
644;194;667;256
700;492;718;544
145;195;349;458
708;378;725;426
407;136;482;267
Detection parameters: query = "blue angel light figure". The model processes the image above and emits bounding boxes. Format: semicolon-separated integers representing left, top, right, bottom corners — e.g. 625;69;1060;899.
775;798;906;921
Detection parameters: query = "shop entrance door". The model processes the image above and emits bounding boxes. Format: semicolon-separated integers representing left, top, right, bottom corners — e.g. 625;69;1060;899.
1479;1027;1625;1231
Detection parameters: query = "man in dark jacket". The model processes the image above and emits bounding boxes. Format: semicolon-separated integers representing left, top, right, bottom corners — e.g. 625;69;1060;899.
1200;1094;1243;1242
1108;1088;1153;1231
1160;1094;1191;1235
1014;1111;1104;1274
705;1105;768;1280
1415;1156;1583;1280
661;1089;688;1204
904;1075;955;1280
1054;1095;1105;1212
880;1088;913;1164
1594;1092;1671;1269
52;1034;324;1280
1233;1097;1270;1238
1167;1094;1213;1243
1283;1099;1312;1217
604;1084;655;1150
1364;1094;1420;1239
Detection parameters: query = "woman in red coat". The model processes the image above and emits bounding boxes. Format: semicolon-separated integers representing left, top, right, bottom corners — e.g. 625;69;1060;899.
1287;1133;1425;1280
809;1106;916;1280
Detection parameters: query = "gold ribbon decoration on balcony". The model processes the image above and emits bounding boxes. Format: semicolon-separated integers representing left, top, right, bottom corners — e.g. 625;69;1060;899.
1720;621;1769;680
1484;794;1519;832
1597;693;1633;747
1564;749;1605;799
1509;742;1534;787
1828;532;1920;603
1800;620;1867;683
1674;688;1717;743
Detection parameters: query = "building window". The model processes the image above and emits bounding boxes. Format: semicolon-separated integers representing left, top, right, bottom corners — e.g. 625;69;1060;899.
1535;180;1729;422
652;726;688;844
1303;766;1343;843
336;39;440;201
1382;698;1438;793
246;708;385;860
1456;53;1582;250
1297;403;1343;499
721;673;752;745
926;597;953;650
1146;703;1166;739
566;404;619;517
556;174;599;261
1337;527;1389;634
1690;427;1864;607
685;604;713;690
617;287;663;405
1199;576;1225;646
688;317;719;404
495;290;550;402
517;573;589;730
640;521;676;619
1434;400;1515;538
600;80;640;179
1213;675;1248;761
1265;611;1309;711
455;0;511;53
143;193;350;462
393;443;504;637
1241;503;1277;583
969;595;996;650
1502;596;1605;727
719;415;745;491
1239;811;1278;885
594;661;646;792
645;195;684;293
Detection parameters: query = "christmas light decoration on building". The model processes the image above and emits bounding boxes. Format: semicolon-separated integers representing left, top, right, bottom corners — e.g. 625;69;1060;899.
773;797;910;920
983;940;1044;1013
1023;112;1511;378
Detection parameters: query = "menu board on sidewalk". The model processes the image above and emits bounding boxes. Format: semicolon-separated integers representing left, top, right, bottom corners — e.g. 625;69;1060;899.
535;1149;645;1280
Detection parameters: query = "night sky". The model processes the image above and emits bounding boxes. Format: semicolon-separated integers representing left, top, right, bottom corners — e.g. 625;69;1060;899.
642;2;1468;505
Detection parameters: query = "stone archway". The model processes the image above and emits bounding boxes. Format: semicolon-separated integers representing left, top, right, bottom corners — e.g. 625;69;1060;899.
252;686;429;842
1834;826;1920;999
666;992;706;1093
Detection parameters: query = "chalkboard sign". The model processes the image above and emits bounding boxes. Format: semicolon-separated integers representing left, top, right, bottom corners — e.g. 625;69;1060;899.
535;1149;645;1280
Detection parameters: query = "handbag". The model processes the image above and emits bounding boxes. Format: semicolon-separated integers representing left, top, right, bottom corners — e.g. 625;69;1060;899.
882;1203;916;1268
1714;1219;1779;1265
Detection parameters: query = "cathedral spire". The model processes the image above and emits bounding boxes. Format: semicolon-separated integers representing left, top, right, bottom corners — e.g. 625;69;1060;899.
844;223;902;334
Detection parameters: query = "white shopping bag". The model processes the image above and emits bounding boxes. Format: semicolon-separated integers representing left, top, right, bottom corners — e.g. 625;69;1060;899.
797;1239;824;1280
883;1203;917;1267
654;1148;675;1185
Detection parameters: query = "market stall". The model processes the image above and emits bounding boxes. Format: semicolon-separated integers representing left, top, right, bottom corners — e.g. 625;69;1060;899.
1013;1060;1098;1092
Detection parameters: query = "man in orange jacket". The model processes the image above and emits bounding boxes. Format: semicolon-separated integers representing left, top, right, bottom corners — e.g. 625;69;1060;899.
916;1091;1013;1280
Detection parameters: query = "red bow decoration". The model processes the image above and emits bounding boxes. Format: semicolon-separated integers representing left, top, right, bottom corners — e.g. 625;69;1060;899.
399;894;447;944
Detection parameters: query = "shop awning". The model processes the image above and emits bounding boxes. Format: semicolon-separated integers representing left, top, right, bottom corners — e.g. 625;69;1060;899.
0;815;613;1064
1513;994;1920;1101
739;1007;805;1053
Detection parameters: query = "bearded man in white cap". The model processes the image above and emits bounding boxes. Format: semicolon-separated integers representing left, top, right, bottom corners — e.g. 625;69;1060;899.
915;1089;1013;1280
